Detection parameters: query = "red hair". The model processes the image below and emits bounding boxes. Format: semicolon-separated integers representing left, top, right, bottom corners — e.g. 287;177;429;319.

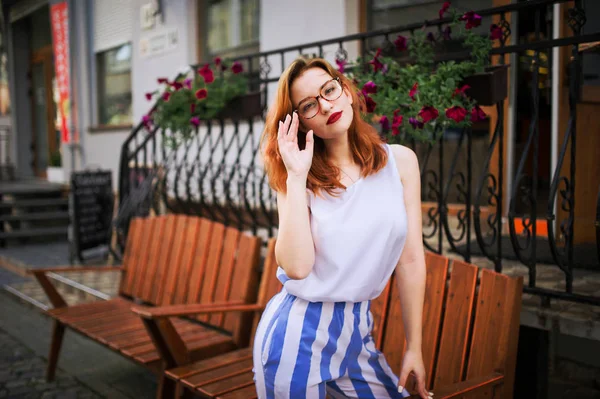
260;57;387;197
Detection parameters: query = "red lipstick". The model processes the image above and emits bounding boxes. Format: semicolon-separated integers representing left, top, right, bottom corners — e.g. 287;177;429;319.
327;111;343;125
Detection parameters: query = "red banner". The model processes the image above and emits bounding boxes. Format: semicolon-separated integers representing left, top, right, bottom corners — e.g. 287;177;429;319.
50;2;71;144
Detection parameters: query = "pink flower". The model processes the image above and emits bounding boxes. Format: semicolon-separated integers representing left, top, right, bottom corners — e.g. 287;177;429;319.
171;81;183;90
446;106;468;123
214;57;222;66
379;115;390;131
142;114;152;129
490;24;503;40
336;58;347;73
183;78;192;89
460;11;482;30
190;117;201;127
452;84;471;97
157;77;169;84
231;61;243;74
418;106;439;123
394;35;407;52
198;64;214;84
190;103;196;114
368;49;384;73
195;89;208;100
162;92;171;101
439;1;451;19
364;96;377;113
145;92;153;101
362;81;377;95
409;117;424;129
409;82;419;100
471;105;487;122
392;113;403;136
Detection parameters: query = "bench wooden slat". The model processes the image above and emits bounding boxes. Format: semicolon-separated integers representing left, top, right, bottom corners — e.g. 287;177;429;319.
224;233;262;346
196;370;255;397
166;348;253;381
370;281;391;348
133;216;164;299
147;215;178;303
184;358;253;387
198;223;226;322
433;260;478;389
159;215;191;305
216;384;259;399
183;219;214;304
119;218;144;296
210;227;241;327
171;217;201;305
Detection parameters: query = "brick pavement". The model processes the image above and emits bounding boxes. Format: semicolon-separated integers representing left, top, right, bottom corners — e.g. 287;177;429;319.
0;328;101;399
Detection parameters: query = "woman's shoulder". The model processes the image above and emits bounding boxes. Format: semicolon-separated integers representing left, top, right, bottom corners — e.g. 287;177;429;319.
387;144;419;181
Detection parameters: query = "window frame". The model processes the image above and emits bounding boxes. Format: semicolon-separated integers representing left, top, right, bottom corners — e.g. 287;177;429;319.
94;42;133;127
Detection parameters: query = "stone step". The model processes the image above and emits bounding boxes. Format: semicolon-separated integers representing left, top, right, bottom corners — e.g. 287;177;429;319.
0;226;67;240
0;198;69;209
0;211;70;222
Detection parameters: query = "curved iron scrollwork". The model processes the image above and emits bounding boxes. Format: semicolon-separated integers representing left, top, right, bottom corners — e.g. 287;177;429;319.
441;128;471;261
473;102;503;272
418;132;443;254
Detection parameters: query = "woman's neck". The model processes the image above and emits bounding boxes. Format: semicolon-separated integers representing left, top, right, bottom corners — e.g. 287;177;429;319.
323;132;354;166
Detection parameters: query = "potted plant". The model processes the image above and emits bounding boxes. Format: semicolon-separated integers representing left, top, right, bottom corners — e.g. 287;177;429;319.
47;150;64;183
350;1;508;143
141;57;262;147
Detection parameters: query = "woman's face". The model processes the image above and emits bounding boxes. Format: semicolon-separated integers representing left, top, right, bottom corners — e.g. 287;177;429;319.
290;68;354;140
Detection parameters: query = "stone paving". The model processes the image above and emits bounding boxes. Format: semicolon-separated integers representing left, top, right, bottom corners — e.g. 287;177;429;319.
0;328;101;399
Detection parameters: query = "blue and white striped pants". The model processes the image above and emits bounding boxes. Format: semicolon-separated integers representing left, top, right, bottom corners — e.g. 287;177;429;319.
253;290;409;398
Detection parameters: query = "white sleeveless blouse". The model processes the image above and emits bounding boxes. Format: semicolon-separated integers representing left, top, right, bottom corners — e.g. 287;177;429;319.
276;144;408;302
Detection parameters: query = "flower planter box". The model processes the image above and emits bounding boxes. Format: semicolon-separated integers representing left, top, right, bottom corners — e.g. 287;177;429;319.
218;91;263;120
462;65;509;106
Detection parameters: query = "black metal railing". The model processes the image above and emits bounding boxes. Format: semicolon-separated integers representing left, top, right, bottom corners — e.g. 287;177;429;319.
118;0;600;306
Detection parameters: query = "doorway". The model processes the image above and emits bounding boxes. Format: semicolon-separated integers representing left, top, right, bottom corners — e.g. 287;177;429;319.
29;45;57;178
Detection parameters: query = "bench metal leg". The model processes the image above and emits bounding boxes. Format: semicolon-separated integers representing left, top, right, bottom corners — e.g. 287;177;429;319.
46;320;65;382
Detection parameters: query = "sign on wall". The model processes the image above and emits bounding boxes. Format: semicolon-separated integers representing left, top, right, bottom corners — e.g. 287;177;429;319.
139;28;178;59
50;1;72;143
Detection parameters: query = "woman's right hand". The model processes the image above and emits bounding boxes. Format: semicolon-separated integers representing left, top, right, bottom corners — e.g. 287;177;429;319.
277;112;314;179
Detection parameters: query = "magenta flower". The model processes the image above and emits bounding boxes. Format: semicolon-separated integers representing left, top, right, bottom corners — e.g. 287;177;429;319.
364;96;377;113
409;117;424;129
418;106;439;123
190;103;196;114
394;35;407;52
195;88;208;100
336;58;347;73
460;11;482;30
142;114;152;129
439;1;451;19
368;49;384;73
392;113;403;136
471;105;487;122
157;77;169;84
409;82;419;100
198;64;214;83
379;115;390;131
490;24;503;40
427;32;436;43
231;62;243;74
452;84;471;98
171;81;183;91
446;106;468;123
190;117;201;127
145;92;153;101
362;81;377;95
214;57;222;66
183;78;192;89
162;92;171;101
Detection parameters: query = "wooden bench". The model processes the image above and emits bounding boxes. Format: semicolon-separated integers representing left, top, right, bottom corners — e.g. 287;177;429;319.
30;214;262;397
383;253;523;399
135;238;392;399
146;250;523;399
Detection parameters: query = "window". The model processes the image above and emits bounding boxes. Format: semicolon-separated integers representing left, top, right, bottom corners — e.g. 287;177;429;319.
203;0;260;60
96;43;132;125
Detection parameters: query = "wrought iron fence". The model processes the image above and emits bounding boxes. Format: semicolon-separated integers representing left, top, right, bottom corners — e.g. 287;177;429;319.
118;0;600;305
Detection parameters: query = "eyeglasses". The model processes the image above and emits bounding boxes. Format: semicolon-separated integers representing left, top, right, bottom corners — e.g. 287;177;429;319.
294;78;343;119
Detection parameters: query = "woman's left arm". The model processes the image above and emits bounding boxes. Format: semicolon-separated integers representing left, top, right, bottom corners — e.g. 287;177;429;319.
391;145;431;399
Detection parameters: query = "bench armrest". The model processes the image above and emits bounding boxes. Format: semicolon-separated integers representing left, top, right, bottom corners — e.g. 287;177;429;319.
407;372;504;399
28;266;124;275
132;301;264;319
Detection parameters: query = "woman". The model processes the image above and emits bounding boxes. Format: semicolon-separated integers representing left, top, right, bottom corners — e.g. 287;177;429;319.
254;57;432;399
